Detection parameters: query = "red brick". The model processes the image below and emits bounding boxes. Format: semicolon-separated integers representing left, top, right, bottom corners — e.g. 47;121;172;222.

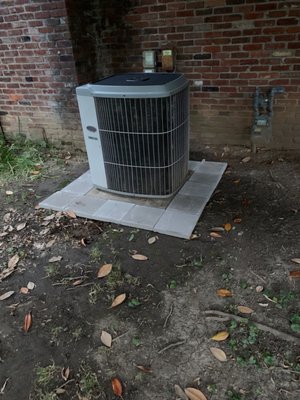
255;3;277;11
277;18;298;26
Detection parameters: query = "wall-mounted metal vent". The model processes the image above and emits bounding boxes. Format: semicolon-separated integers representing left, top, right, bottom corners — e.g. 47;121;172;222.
76;73;189;198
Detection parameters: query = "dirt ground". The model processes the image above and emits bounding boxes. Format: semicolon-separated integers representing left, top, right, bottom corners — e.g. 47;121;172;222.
0;147;300;400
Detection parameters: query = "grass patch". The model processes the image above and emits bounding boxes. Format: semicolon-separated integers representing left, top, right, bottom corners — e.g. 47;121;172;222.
0;136;50;179
79;364;101;397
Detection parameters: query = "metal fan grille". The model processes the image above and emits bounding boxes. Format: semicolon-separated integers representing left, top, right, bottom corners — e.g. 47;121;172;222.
95;87;189;197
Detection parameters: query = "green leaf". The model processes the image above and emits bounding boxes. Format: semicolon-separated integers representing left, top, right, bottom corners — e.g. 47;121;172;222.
128;298;141;308
132;337;141;347
168;280;177;289
291;314;300;324
290;323;300;333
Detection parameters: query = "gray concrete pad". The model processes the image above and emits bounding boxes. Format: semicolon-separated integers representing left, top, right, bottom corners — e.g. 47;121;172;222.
39;191;81;211
93;200;134;223
39;160;227;239
121;205;164;230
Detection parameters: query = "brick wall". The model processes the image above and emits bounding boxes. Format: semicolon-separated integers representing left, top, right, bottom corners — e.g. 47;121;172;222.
0;0;83;149
1;0;299;150
117;0;300;149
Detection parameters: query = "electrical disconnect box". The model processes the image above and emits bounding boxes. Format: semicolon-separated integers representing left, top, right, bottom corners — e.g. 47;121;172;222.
143;50;156;73
161;49;174;72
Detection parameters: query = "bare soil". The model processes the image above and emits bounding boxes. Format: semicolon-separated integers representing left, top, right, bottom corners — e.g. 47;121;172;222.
0;148;300;400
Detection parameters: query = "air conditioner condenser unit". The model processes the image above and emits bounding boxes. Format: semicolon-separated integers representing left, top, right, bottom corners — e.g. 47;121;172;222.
76;73;189;198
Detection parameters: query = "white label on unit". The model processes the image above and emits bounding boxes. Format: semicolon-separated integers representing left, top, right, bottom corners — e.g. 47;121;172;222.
143;50;156;68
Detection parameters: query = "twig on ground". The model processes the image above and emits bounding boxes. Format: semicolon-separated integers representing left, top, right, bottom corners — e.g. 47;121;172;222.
66;282;94;291
0;378;9;395
163;303;174;328
158;340;186;354
112;330;130;342
249;269;267;283
269;169;284;189
56;379;75;390
204;310;300;345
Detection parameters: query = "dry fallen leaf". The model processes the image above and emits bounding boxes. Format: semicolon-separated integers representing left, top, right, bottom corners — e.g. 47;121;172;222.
0;291;15;301
72;279;84;286
100;330;112;348
97;263;112;278
3;213;11;223
184;387;208;400
135;364;152;373
46;239;55;248
224;223;232;232
255;285;264;293
211;331;229;341
61;366;70;381
49;256;62;263
210;347;227;362
211;227;224;232
190;234;199;240
111;377;123;397
27;281;35;290
291;258;300;264
237;305;254;314
233;218;242;224
65;210;77;219
289;270;300;278
111;293;126;308
16;222;26;231
131;254;148;261
8;254;20;269
31;170;40;175
44;214;55;221
23;311;32;333
80;238;86;247
174;384;189;400
233;179;240;184
217;288;233;297
20;287;29;294
55;388;66;395
6;190;14;195
148;236;158;245
241;156;251;163
210;232;222;238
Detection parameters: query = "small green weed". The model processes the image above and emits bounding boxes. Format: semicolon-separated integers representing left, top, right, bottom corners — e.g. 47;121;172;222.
90;245;102;262
191;256;203;268
0;136;49;179
207;383;217;393
44;264;59;278
226;388;244;400
132;337;141;347
128;298;141;308
290;314;300;333
263;353;276;367
264;291;296;309
36;364;57;387
79;365;100;397
72;326;83;341
88;283;103;304
168;280;177;289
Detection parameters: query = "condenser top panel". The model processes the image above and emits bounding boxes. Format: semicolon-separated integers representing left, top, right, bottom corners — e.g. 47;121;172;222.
76;73;188;99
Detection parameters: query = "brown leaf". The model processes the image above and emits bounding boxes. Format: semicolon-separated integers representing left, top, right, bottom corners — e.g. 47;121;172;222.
210;227;224;232
217;288;233;297
72;279;84;286
237;305;253;314
8;254;20;269
210;232;222;238
148;236;158;245
174;384;189;400
61;367;70;382
255;285;264;293
55;388;66;395
291;258;300;264
49;256;62;263
289;270;300;278
46;239;55;248
31;170;40;175
111;293;126;308
65;210;77;219
210;347;227;362
224;223;232;232
23;311;32;333
211;331;229;341
100;330;112;348
241;156;251;163
131;254;148;261
0;268;15;281
97;263;112;278
233;218;242;224
184;387;208;400
0;291;15;301
233;179;240;184
80;238;86;247
20;287;29;294
111;377;123;397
